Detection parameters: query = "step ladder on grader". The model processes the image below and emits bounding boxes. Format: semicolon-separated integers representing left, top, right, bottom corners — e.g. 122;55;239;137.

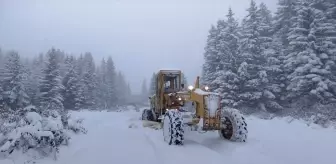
141;69;248;145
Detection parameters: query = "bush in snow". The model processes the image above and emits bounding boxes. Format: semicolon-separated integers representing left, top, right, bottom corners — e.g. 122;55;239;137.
0;106;87;160
0;111;69;159
66;114;87;134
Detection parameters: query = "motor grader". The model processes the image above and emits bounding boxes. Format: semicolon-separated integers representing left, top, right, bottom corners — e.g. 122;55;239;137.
141;70;248;145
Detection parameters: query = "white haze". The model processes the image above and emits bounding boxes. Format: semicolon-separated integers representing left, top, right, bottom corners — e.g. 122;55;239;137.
0;0;276;93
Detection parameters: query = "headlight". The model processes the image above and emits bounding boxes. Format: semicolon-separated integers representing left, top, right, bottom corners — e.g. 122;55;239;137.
204;86;209;91
188;85;194;90
178;97;182;101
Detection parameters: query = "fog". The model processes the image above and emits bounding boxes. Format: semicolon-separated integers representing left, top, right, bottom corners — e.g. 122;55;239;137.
0;0;276;93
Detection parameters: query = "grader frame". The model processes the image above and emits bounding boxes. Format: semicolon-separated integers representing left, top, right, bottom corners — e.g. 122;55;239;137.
149;69;222;131
143;69;248;145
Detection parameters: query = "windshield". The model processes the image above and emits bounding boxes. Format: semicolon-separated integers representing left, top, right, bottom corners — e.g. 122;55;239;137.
163;74;180;92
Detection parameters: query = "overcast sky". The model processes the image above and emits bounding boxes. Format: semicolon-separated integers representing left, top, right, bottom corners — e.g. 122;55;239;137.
0;0;277;94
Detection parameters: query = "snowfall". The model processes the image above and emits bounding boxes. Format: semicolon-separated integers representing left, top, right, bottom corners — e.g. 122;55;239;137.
1;106;336;164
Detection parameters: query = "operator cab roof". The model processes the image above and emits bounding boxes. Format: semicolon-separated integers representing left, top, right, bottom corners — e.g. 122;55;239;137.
158;69;181;75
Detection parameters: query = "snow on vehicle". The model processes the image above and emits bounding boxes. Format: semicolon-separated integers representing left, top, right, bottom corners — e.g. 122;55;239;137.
141;69;248;145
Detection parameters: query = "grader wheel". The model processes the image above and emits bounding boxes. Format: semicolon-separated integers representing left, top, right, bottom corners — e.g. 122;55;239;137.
141;109;155;121
220;117;234;139
163;110;184;145
219;108;248;142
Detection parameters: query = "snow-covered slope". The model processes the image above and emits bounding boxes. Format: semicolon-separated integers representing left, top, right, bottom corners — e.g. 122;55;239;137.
2;109;336;164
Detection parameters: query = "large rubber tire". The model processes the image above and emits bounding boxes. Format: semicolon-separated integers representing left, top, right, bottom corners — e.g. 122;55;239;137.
163;110;184;145
218;107;248;142
141;109;155;121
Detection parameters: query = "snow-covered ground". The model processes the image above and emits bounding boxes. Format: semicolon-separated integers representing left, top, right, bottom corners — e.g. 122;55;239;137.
1;109;336;164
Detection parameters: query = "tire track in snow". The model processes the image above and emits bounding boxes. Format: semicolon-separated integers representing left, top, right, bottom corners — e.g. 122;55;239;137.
184;139;223;156
142;128;224;164
143;130;166;164
186;135;287;164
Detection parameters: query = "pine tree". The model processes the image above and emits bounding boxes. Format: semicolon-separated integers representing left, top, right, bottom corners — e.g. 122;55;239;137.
39;48;64;115
96;58;109;108
75;81;86;110
25;56;42;106
62;55;80;110
201;25;219;88
141;78;148;100
149;72;157;95
76;54;84;78
116;71;128;105
271;0;299;107
0;84;4;110
0;48;3;68
59;51;67;78
106;56;117;107
257;3;284;111
258;3;273;47
285;0;315;100
237;0;272;111
322;0;336;44
213;8;241;107
0;51;30;111
208;20;228;91
285;0;336;103
273;0;298;52
127;83;132;97
82;52;97;108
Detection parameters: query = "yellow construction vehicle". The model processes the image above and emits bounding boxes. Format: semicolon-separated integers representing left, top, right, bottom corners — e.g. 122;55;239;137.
141;70;248;145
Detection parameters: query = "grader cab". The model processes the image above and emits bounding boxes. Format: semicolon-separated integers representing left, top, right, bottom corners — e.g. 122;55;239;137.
142;69;248;145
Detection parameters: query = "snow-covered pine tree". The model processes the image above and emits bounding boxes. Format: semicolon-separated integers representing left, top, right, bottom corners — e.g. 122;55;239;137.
62;55;80;110
313;0;336;44
201;25;219;88
141;78;148;100
95;60;102;108
273;0;298;54
39;48;64;117
326;0;336;44
149;72;157;95
238;0;271;111
285;0;336;104
75;80;86;110
116;71;128;105
127;83;132;97
257;3;284;111
258;3;273;46
38;53;44;64
106;56;118;108
0;51;30;112
208;20;228;93
0;49;3;111
209;8;241;107
0;49;4;111
58;51;67;78
76;54;84;78
81;52;97;109
271;0;299;107
0;84;4;112
0;48;3;68
95;58;108;108
25;56;43;106
311;0;336;103
72;54;86;109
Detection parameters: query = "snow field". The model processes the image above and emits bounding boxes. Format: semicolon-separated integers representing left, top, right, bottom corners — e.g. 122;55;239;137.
1;109;336;164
